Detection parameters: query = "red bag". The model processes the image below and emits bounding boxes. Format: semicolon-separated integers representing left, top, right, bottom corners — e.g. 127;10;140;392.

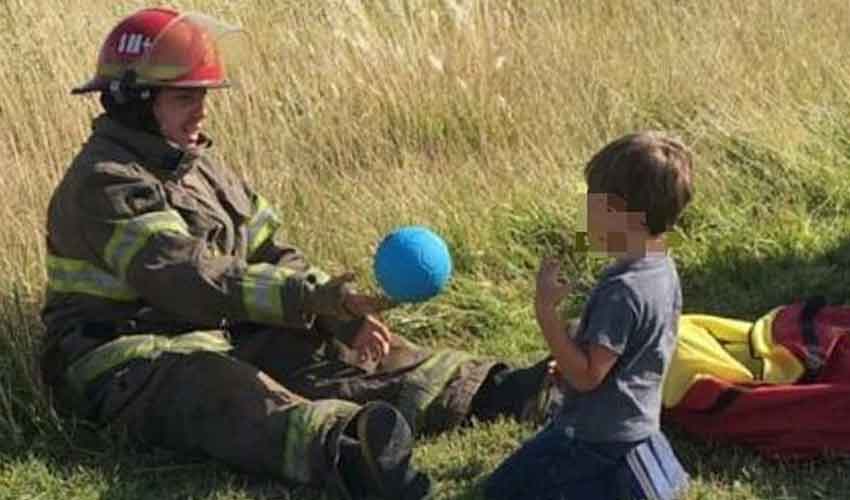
664;299;850;459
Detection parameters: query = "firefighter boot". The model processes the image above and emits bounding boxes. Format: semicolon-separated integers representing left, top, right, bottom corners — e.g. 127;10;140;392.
333;402;432;500
470;357;563;426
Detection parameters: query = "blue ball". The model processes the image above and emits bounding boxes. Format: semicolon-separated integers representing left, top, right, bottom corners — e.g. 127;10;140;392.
374;226;453;303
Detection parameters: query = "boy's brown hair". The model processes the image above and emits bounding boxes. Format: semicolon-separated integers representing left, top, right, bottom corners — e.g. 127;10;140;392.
584;131;694;235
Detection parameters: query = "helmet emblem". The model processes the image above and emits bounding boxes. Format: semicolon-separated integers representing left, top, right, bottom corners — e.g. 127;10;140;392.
117;33;153;55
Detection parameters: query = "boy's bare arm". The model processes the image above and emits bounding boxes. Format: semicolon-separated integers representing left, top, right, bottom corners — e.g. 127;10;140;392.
535;257;618;392
536;302;618;392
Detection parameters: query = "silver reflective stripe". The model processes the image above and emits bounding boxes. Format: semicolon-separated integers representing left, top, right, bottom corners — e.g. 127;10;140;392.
627;450;658;500
242;263;296;323
65;330;233;393
104;210;190;278
46;255;139;301
246;194;281;257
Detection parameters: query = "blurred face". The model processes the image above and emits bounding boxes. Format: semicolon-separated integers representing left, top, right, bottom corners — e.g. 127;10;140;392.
584;193;648;254
152;87;208;149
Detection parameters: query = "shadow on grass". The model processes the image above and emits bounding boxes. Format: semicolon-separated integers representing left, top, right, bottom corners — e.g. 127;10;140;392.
679;231;850;319
666;426;850;500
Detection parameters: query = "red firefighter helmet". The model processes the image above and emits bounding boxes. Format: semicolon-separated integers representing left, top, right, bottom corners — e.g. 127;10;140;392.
72;7;242;94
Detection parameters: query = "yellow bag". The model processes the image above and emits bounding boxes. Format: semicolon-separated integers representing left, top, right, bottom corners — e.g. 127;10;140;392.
663;311;805;408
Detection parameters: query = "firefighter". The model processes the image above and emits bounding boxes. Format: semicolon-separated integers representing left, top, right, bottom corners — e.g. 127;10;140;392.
40;7;555;498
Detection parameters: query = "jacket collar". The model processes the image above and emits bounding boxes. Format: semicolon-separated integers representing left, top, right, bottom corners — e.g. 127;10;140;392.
91;114;212;175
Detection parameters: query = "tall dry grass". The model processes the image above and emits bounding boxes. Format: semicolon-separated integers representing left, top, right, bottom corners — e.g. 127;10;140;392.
4;1;850;276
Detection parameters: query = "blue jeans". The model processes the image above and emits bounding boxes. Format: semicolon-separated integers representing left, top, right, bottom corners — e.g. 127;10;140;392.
484;424;637;500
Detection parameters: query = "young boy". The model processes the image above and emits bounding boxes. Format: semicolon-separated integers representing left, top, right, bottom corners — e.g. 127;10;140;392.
485;131;694;500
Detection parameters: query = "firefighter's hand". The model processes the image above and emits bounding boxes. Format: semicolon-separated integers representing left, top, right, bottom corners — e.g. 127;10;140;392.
304;272;356;319
350;315;393;363
343;292;399;317
307;273;398;320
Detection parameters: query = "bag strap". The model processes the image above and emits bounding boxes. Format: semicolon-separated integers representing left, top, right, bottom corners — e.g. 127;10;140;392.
799;296;827;383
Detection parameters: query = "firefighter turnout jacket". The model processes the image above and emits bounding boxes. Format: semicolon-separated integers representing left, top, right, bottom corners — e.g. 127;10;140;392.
42;114;346;393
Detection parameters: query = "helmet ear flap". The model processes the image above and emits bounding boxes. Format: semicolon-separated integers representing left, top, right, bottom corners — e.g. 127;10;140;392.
109;70;152;104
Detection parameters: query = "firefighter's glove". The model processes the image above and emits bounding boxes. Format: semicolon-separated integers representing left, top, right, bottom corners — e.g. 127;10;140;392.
305;273;400;320
304;272;360;320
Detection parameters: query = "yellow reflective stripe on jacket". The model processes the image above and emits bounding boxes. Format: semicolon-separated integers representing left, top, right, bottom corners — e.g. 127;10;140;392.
242;263;297;323
65;330;232;393
395;349;473;431
246;194;281;257
46;254;139;301
104;210;190;278
306;267;330;285
282;400;360;483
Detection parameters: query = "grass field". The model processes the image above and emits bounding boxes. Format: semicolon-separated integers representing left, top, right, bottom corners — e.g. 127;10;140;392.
3;0;850;498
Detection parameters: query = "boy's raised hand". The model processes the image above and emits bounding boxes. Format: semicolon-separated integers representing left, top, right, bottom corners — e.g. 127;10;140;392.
535;257;571;310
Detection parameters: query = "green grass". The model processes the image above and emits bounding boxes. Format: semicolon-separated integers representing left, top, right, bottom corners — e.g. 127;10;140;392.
5;0;850;498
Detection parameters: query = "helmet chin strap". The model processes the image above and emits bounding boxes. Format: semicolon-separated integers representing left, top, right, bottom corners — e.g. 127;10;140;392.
109;70;152;104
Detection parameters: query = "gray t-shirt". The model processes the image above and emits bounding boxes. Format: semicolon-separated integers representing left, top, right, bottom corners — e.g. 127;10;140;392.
553;254;681;443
